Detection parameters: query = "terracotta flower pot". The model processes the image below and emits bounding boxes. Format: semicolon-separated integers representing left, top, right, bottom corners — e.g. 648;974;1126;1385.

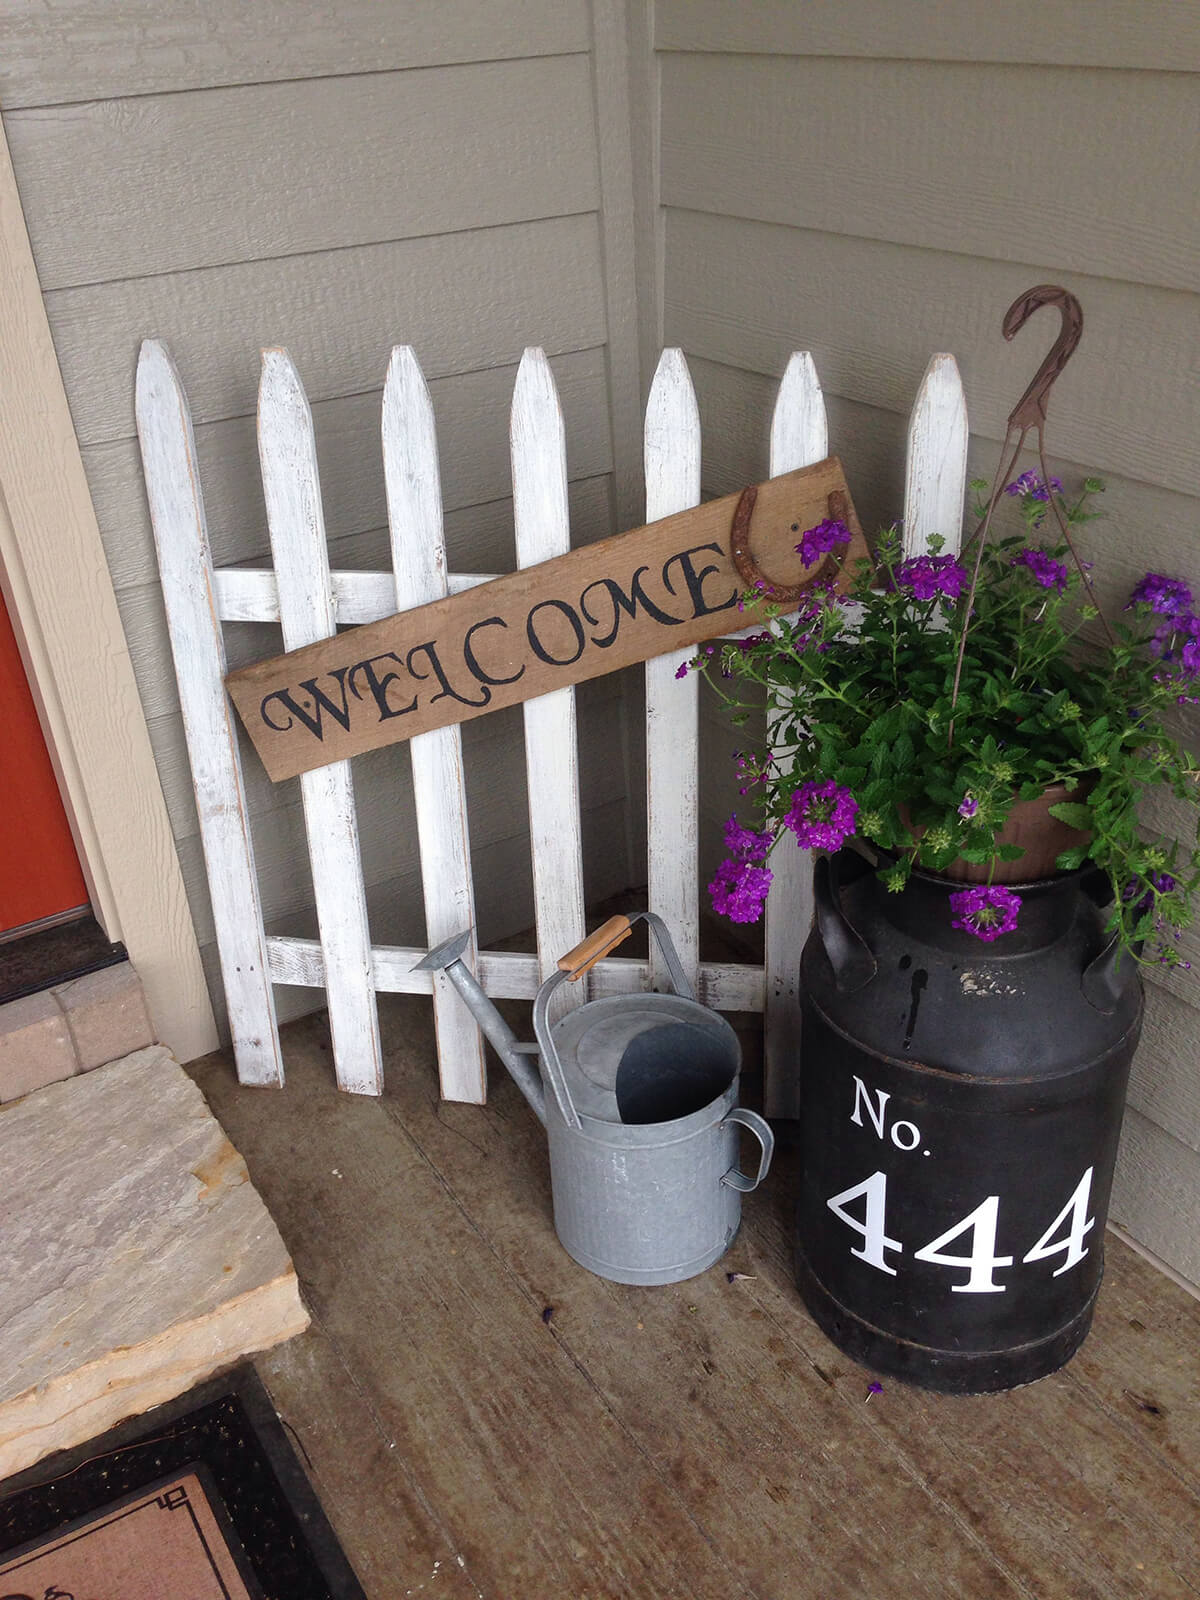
903;782;1094;885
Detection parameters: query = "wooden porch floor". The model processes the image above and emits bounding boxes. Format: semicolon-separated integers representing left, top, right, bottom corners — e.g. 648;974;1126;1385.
188;999;1200;1600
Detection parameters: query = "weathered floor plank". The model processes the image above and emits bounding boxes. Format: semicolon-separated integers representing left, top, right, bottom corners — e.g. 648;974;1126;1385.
187;999;1200;1600
253;1319;479;1599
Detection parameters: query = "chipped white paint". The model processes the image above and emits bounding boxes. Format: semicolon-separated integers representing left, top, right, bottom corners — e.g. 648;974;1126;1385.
903;353;968;557
258;349;383;1095
213;566;495;625
763;352;829;1117
383;345;486;1102
644;348;702;992
135;340;282;1087
511;349;586;1011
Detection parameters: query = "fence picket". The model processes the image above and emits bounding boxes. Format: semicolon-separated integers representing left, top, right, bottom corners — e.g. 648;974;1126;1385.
383;346;486;1102
135;340;283;1086
257;349;383;1095
763;352;830;1118
510;349;587;1005
904;353;969;557
644;349;702;991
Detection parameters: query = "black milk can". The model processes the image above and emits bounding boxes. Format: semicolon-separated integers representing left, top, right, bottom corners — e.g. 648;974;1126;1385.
796;849;1143;1394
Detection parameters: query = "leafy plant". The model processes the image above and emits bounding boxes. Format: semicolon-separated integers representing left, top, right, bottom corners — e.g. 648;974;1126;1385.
692;475;1200;967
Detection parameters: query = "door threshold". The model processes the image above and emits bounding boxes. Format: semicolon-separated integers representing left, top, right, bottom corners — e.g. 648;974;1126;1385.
0;914;127;1007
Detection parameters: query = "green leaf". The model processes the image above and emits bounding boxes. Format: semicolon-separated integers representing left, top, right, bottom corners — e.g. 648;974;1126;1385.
1047;801;1093;830
1055;846;1090;871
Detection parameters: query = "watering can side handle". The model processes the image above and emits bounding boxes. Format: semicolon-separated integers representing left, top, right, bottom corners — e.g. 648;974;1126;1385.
558;915;635;979
720;1108;775;1193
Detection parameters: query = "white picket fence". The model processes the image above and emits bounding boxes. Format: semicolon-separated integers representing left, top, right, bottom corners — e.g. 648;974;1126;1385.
135;340;967;1112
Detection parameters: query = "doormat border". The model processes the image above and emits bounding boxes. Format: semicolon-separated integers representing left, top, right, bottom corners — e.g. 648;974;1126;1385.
0;1365;364;1599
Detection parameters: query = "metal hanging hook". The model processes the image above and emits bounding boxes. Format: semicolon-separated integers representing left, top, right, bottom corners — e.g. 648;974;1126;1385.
1002;284;1084;433
949;283;1099;736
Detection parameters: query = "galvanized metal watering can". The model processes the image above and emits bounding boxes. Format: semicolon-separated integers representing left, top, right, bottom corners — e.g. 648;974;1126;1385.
416;913;774;1285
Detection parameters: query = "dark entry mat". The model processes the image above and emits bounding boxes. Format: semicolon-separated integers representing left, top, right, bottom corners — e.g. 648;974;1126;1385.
0;1368;364;1598
0;914;125;1005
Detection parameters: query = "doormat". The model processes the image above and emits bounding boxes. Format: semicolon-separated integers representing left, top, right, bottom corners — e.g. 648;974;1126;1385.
0;1367;364;1598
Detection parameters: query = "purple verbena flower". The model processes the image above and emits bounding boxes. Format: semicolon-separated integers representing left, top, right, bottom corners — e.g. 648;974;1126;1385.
709;858;773;923
1123;871;1178;916
948;884;1022;942
782;780;859;851
957;794;979;820
1126;573;1193;618
895;553;969;602
1150;614;1200;679
1012;547;1070;593
674;661;689;680
723;813;774;861
796;518;852;568
1004;471;1063;502
733;631;772;653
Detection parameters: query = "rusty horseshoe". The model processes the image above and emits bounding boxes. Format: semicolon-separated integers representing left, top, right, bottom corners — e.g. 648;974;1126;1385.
730;485;851;604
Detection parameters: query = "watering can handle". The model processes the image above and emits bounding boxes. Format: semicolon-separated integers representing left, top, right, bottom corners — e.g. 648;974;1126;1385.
556;911;696;1000
558;915;635;978
720;1108;775;1193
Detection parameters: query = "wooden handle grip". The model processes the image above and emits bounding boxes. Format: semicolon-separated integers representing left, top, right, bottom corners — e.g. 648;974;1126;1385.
558;914;634;980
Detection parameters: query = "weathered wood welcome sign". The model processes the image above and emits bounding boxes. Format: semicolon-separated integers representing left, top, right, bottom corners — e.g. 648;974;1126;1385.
225;456;865;781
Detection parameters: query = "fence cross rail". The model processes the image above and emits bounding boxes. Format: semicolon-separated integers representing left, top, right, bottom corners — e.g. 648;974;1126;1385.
135;339;968;1111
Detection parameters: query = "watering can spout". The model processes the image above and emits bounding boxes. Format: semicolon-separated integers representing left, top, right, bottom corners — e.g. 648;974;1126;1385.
413;931;547;1125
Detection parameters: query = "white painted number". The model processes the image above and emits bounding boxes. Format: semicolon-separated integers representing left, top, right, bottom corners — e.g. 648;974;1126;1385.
912;1195;1014;1294
826;1171;904;1276
1022;1166;1095;1277
825;1168;1097;1293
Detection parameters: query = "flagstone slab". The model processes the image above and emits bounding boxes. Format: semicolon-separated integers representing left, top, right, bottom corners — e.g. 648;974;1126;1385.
0;1046;308;1479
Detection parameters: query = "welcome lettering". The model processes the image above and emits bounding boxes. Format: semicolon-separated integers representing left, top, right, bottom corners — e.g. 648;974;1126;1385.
225;460;866;782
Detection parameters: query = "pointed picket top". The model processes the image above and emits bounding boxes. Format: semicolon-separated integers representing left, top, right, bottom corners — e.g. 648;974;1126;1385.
644;348;700;522
383;345;448;608
511;347;570;567
136;339;284;1089
258;348;338;648
904;353;969;558
770;351;828;476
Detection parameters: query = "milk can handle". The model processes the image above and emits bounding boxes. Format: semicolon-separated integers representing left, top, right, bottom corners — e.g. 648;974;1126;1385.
720;1108;775;1193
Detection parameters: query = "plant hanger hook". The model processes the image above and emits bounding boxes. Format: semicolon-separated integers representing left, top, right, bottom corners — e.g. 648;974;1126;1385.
1002;284;1084;434
949;283;1103;737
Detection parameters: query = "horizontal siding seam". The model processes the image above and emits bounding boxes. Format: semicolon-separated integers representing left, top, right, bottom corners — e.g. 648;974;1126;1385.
658;202;1200;303
652;46;1200;78
35;206;604;299
2;50;595;116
